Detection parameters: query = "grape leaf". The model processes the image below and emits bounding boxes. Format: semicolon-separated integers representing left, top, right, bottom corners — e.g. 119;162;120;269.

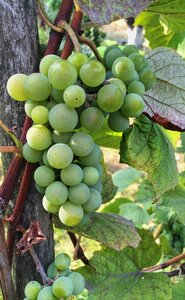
120;115;178;196
112;167;141;192
74;0;155;25
119;203;151;228
78;231;171;300
54;212;141;250
102;197;131;214
172;280;185;300
144;47;185;131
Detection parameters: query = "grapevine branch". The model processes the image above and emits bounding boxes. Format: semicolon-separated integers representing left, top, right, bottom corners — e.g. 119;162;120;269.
0;119;22;148
68;232;90;265
0;146;21;154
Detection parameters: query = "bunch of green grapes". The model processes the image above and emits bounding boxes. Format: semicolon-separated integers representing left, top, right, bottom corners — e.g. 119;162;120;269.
162;215;185;253
23;252;85;300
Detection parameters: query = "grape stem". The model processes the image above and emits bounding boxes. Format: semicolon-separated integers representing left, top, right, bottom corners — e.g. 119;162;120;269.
164;263;185;277
68;232;90;265
78;35;104;64
0;146;22;155
0;119;22;148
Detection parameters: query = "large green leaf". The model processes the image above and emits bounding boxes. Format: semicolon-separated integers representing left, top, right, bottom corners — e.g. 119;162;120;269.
54;212;141;250
120;115;178;197
172;280;185;300
78;231;171;300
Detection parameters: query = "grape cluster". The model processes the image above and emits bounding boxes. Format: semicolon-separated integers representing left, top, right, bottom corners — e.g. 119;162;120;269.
23;252;85;300
6;44;156;226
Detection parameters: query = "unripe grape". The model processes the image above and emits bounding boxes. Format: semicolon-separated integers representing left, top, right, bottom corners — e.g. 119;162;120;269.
34;166;55;187
60;164;83;186
31;105;49;124
97;84;124;113
45;181;68;206
24;99;47;117
79;144;102;166
80;60;106;87
24;73;51;101
127;81;145;96
139;67;156;91
52;130;73;144
108;111;129;132
59;201;84;226
112;57;135;82
68;272;85;295
47;262;58;279
51;88;64;103
7;73;27;101
80;107;104;131
63;85;86;108
42;196;60;213
69;132;94;157
26;125;52;151
105;48;124;69
83;189;102;213
121;93;145;117
122;44;139;56
24;281;41;300
69;183;90;205
54;253;71;271
37;286;58;300
39;54;62;76
53;277;73;298
107;78;127;96
22;143;43;163
82;167;99;186
67;52;89;75
47;143;73;169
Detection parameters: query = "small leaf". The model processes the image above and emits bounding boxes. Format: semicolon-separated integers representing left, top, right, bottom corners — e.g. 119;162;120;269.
144;47;185;131
112;167;141;192
75;0;155;25
120;115;178;197
119;203;151;228
54;212;141;250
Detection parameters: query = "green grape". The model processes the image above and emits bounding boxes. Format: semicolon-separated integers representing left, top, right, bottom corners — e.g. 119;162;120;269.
34;166;55;187
68;272;85;295
122;44;139;56
51;88;64;103
94;164;103;177
105;48;125;69
60;164;83;186
121;93;145;117
67;52;89;75
47;262;58;279
24;281;41;300
139;67;156;91
47;100;57;110
53;277;73;298
103;45;119;60
58;201;84;226
80;107;104;131
45;181;68;206
42;149;51;167
83;189;102;213
79;144;102;166
24;73;51;101
63;85;86;108
123;70;139;86
108;110;129;132
97;84;124;113
52;130;73;144
31;105;49;124
48;60;77;90
91;180;103;193
83;167;99;186
79;60;106;87
107;78;127;97
39;54;61;76
7;73;27;101
37;286;58;300
127;80;145;96
26;125;52;151
128;53;148;71
69;183;90;205
35;184;46;195
24;99;47;117
69;132;94;157
49;103;78;132
42;196;60;213
112;57;135;82
58;268;71;277
90;100;108;117
22;143;43;163
54;253;71;271
47;143;73;169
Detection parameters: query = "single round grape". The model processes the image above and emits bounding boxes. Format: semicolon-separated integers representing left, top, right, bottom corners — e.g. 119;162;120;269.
49;103;78;132
24;99;47;117
47;143;73;169
58;201;84;226
39;54;62;76
45;181;68;206
97;84;124;113
122;44;139;56
108;110;129;132
80;60;106;87
22;143;43;163
124;70;139;86
31;105;49;124
24;281;41;300
68;272;85;296
26;125;52;151
48;60;77;90
106;78;127;97
128;53;148;71
105;48;125;69
24;73;51;101
7;73;27;101
69;183;90;205
127;80;145;96
91;180;103;194
67;52;89;75
112;57;135;82
42;149;51;167
34;166;55;187
121;93;145;117
139;67;157;91
63;85;86;108
54;253;71;271
42;196;60;213
60;164;83;186
83;167;99;186
51;88;64;103
79;144;102;166
83;188;102;213
35;184;46;195
37;286;58;300
53;277;73;298
47;262;58;279
69;132;94;157
52;130;73;144
103;45;119;60
47;100;57;111
80;107;104;131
